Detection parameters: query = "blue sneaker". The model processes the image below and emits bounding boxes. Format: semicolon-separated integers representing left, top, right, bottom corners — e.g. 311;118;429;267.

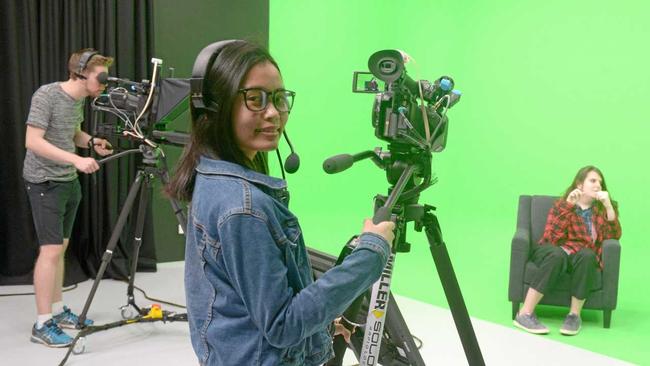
53;306;94;329
31;319;73;347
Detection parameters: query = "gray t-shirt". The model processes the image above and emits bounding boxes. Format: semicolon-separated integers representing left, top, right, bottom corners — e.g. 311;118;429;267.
23;82;85;183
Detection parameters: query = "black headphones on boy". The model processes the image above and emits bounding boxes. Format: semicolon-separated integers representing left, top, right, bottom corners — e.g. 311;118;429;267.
74;49;99;80
190;40;300;175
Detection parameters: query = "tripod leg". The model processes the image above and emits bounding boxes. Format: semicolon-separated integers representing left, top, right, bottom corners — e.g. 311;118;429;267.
384;292;426;365
157;153;188;231
77;171;145;327
167;197;187;233
125;174;152;313
423;212;485;366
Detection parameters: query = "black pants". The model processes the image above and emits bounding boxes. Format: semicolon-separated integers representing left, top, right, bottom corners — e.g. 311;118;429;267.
529;244;598;300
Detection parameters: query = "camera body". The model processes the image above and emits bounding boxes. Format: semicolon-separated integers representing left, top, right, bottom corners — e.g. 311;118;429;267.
353;49;460;153
91;58;191;147
92;79;156;135
101;85;149;113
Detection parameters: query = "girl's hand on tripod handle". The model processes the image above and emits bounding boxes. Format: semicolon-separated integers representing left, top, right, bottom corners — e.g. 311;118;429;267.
74;156;100;174
362;219;395;248
333;317;354;343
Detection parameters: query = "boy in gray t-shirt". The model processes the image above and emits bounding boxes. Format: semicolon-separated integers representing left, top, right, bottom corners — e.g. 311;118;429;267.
23;48;114;347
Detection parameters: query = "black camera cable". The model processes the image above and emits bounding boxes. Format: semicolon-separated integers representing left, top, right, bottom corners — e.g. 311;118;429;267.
0;284;78;297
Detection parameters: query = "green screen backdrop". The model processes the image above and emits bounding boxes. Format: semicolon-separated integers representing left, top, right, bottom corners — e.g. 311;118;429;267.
269;0;649;364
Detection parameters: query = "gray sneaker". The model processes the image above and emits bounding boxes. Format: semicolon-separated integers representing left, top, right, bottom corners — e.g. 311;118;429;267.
560;313;582;336
513;312;549;334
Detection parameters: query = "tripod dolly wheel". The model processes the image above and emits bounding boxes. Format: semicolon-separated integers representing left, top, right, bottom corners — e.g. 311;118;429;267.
120;305;139;320
72;337;86;355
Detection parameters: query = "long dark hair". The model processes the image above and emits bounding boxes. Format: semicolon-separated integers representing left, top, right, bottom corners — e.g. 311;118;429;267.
165;41;279;202
561;165;618;213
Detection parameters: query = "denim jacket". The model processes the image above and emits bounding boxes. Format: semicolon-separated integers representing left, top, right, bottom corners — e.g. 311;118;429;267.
185;157;391;366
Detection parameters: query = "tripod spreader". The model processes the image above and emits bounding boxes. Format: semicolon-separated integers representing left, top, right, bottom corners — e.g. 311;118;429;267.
72;143;188;358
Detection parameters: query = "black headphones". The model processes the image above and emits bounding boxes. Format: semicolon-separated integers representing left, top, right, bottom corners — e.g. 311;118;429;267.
76;49;99;79
190;40;239;113
190;40;300;175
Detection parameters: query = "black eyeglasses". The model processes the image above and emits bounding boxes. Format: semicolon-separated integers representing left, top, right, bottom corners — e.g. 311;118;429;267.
238;88;296;113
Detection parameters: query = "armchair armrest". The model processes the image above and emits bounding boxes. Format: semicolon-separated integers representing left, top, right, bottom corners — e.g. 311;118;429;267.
508;227;531;301
601;239;621;309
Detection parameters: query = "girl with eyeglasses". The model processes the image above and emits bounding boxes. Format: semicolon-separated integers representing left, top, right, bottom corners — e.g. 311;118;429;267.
166;40;395;366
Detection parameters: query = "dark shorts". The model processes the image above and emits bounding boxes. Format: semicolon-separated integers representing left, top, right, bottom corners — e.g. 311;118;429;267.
25;180;81;245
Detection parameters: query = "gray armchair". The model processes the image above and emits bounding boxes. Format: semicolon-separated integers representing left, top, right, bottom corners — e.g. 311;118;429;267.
508;195;621;328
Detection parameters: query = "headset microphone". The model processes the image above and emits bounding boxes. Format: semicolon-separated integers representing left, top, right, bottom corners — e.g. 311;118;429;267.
282;131;300;174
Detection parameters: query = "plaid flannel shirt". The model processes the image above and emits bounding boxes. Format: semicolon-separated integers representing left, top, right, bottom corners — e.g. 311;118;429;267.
539;199;622;269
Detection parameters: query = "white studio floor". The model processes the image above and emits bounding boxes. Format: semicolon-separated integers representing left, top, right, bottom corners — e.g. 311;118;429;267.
0;262;634;366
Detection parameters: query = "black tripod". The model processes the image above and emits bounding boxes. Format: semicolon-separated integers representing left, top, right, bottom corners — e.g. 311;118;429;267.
324;153;485;366
59;144;188;365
